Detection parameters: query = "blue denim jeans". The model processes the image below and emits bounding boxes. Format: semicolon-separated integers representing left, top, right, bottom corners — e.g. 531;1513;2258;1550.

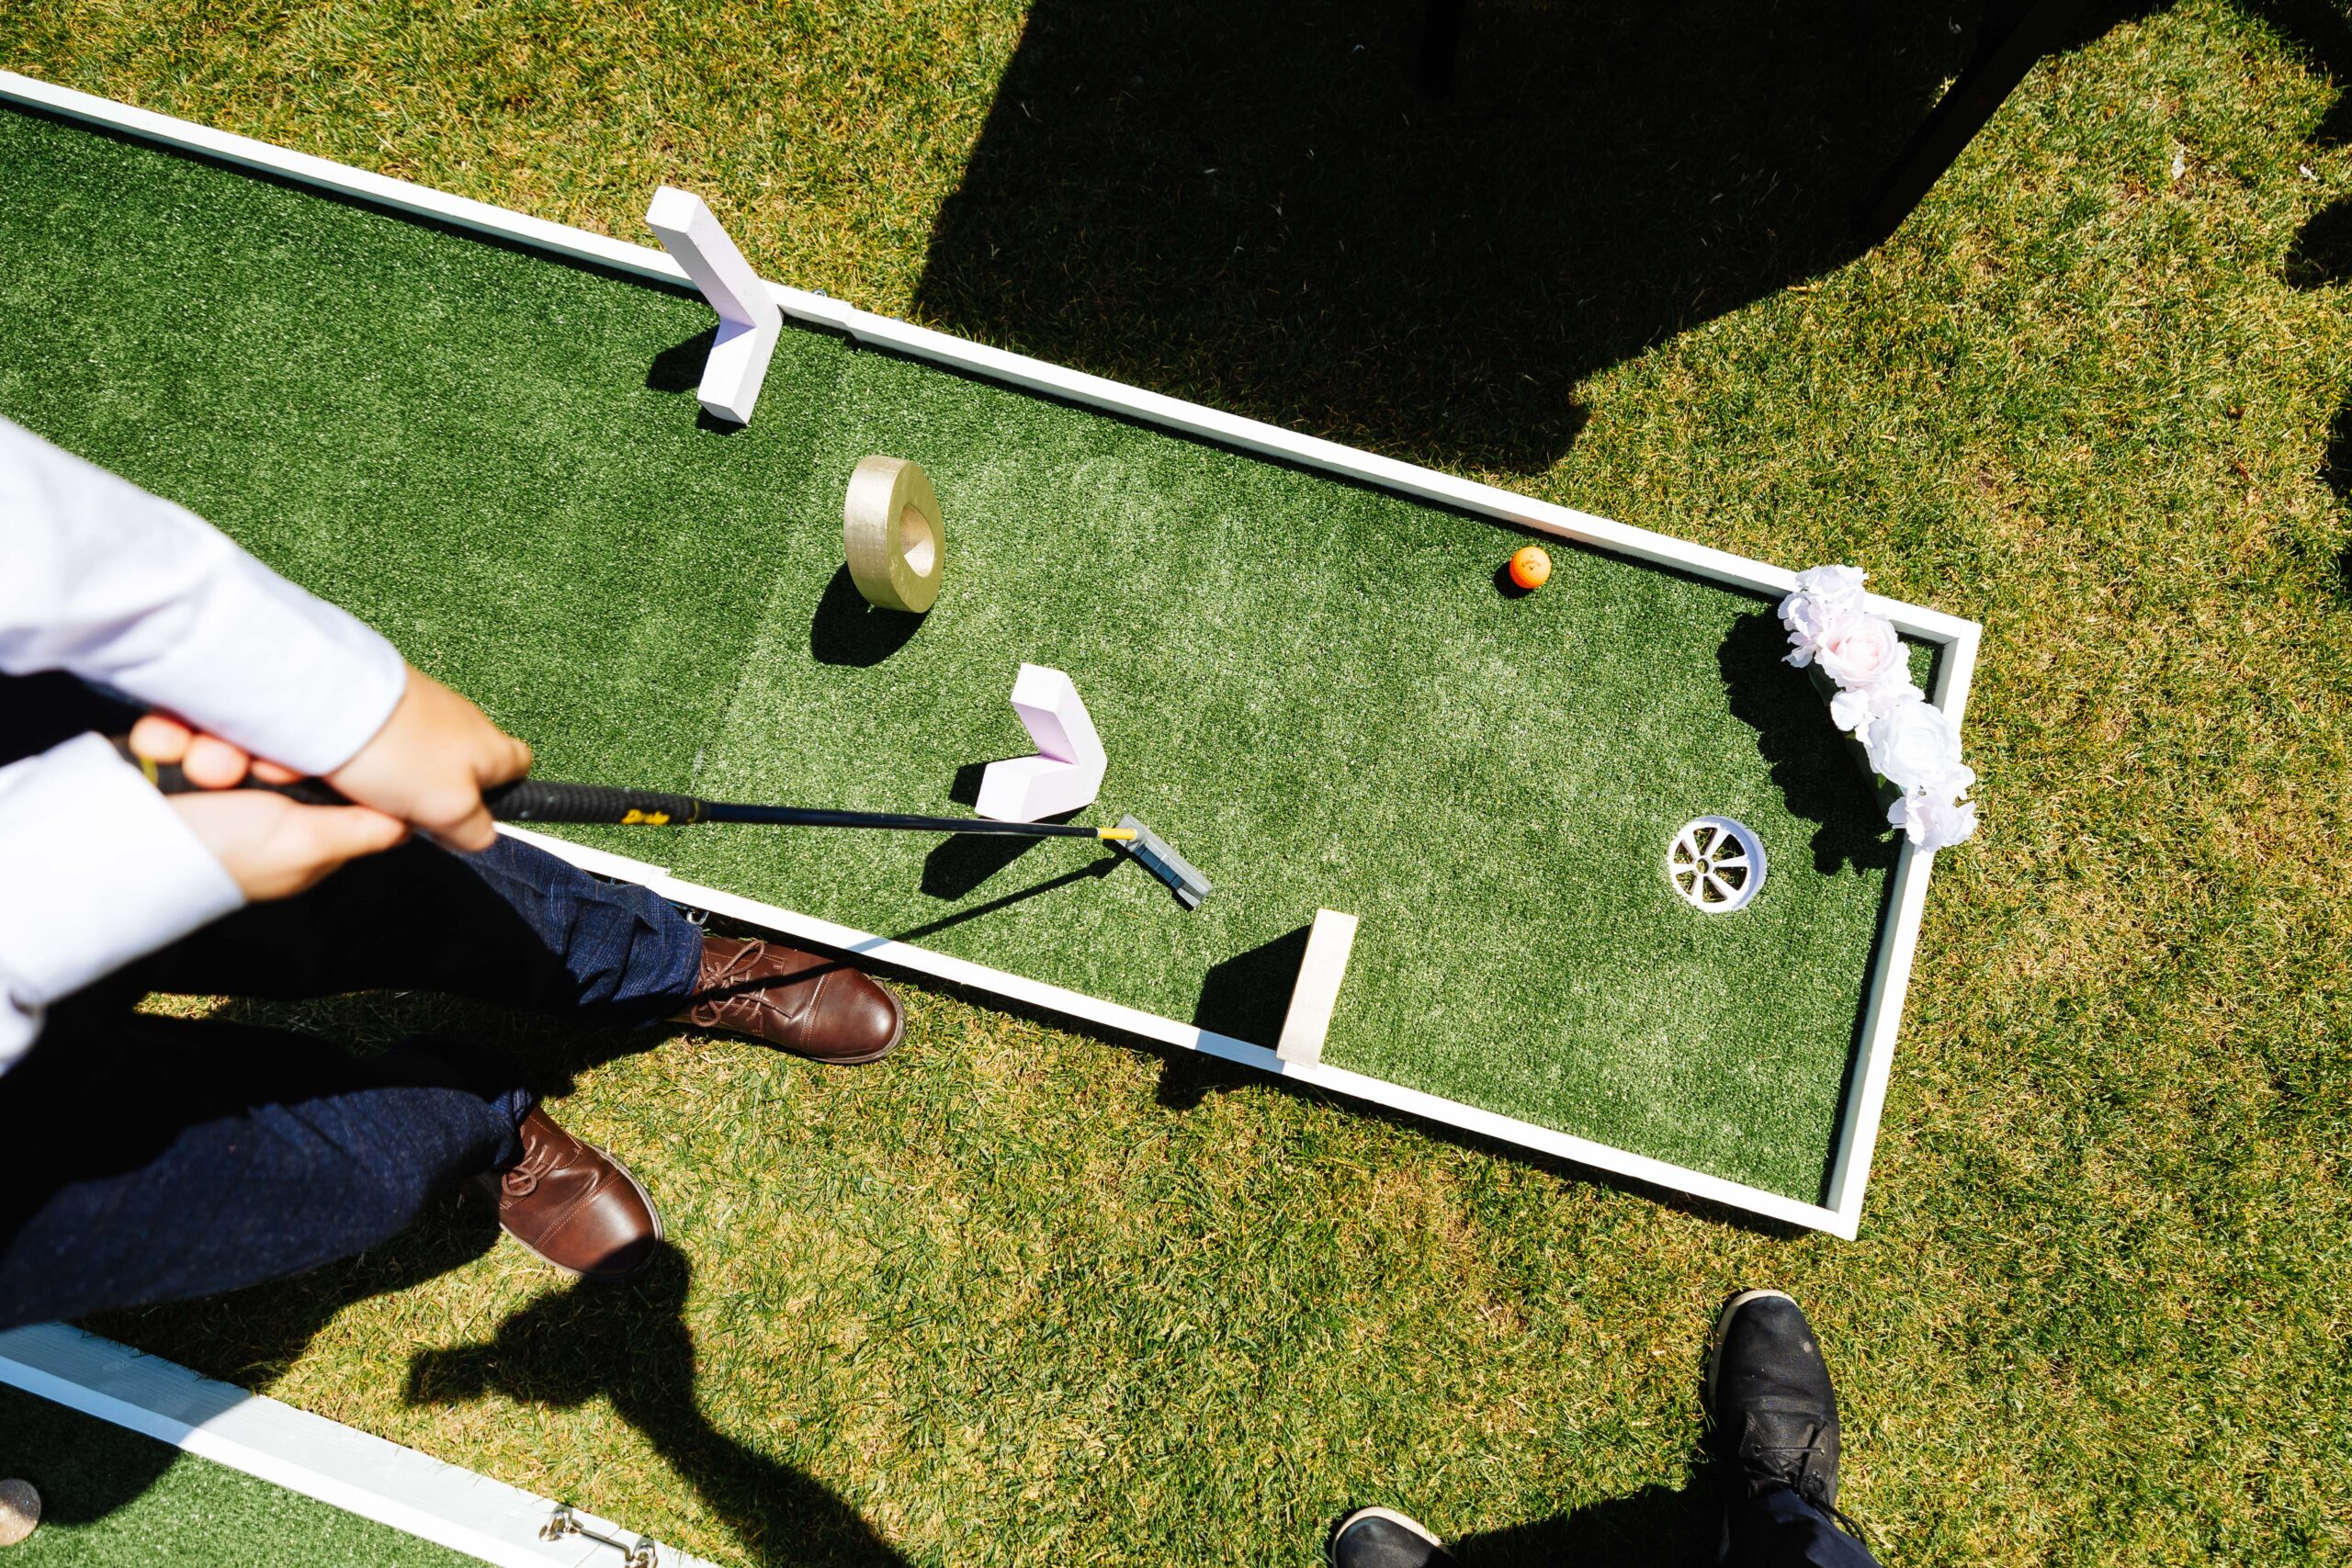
0;831;705;1330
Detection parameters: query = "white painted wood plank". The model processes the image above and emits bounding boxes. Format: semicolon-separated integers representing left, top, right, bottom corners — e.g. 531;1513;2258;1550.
0;1324;715;1568
1275;909;1360;1066
501;829;1847;1232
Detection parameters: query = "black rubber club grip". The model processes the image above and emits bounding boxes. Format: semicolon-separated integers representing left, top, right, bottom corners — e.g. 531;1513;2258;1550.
109;739;346;806
109;737;703;827
482;779;707;825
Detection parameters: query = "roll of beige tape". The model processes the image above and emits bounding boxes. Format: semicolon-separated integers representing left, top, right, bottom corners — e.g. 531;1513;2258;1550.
842;456;945;614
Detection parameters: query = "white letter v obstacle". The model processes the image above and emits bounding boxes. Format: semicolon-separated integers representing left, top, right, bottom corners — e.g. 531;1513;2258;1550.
976;665;1108;822
645;186;782;425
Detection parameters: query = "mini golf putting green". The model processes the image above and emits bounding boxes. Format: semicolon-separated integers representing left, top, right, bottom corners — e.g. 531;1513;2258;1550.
0;102;1928;1205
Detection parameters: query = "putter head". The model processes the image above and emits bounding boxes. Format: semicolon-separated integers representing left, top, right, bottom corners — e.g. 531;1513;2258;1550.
1116;815;1210;910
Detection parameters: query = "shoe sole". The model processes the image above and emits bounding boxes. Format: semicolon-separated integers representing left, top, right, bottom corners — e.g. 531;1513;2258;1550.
494;1138;666;1283
1705;1288;1797;1415
1329;1506;1448;1565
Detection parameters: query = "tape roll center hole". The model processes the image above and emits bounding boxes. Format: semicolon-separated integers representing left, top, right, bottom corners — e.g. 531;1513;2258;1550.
899;506;936;576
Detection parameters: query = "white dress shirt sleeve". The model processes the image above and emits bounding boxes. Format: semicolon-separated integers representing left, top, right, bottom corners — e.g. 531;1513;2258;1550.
0;734;246;1066
0;416;410;1071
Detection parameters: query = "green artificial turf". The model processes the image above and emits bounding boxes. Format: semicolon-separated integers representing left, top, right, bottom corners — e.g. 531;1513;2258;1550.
0;107;1908;1201
0;1383;487;1566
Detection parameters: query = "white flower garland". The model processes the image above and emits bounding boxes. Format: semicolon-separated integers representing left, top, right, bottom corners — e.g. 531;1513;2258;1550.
1778;565;1978;852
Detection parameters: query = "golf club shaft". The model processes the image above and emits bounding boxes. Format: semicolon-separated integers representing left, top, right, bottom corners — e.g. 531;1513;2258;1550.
111;742;1131;841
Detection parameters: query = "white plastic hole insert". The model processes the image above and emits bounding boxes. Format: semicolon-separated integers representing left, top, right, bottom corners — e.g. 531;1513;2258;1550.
1668;817;1766;913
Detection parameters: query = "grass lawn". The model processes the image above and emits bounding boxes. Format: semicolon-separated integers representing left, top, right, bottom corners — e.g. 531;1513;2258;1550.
3;0;2351;1563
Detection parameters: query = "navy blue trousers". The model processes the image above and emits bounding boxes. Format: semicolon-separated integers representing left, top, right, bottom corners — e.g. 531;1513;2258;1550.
1736;1483;1880;1567
0;831;704;1330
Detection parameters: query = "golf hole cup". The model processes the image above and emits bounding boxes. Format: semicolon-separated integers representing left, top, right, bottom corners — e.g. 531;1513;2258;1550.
843;456;946;614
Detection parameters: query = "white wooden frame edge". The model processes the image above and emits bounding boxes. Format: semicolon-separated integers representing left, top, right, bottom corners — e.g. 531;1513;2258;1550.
0;1322;718;1568
0;71;1984;1238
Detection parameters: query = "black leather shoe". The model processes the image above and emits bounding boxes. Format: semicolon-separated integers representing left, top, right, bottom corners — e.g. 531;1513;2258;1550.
1706;1290;1861;1539
1329;1506;1454;1568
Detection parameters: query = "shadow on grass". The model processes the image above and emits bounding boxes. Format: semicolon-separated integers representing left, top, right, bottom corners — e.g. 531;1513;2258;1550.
1715;611;1895;879
912;0;1976;474
917;765;1075;897
405;1242;910;1568
647;323;719;393
809;563;927;666
1447;1480;1717;1566
0;1382;177;1530
2285;197;2352;288
1187;922;1312;1056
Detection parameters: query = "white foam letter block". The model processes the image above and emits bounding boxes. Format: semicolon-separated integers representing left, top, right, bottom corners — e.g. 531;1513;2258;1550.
645;185;783;425
1276;909;1361;1066
976;663;1107;822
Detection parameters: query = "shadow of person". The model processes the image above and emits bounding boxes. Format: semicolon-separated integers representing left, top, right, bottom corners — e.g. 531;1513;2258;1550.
1;1381;176;1532
1714;611;1894;878
2285;197;2352;288
1444;1479;1717;1566
80;1185;501;1393
914;0;1977;474
404;1243;910;1568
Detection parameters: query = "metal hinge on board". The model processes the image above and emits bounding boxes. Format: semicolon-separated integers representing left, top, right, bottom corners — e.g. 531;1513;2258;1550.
541;1504;659;1567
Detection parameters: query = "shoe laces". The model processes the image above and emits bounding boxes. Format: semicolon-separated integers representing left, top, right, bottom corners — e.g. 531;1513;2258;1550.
1737;1420;1871;1551
501;1134;561;1198
695;940;770;999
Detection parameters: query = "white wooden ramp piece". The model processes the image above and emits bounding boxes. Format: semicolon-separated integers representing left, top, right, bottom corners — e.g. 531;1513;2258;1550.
1275;908;1361;1066
643;185;782;424
976;663;1108;822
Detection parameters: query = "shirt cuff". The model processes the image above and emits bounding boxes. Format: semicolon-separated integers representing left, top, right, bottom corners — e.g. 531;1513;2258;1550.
140;549;410;777
0;732;245;1029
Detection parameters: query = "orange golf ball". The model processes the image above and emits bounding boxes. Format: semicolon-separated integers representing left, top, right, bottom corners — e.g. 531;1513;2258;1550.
1509;545;1552;591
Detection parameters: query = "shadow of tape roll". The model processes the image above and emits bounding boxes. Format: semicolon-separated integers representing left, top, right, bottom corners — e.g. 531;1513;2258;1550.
843;456;946;613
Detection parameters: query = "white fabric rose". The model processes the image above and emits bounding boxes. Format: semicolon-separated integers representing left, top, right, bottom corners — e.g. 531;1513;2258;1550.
1864;700;1971;795
1780;592;1848;670
1781;561;1981;852
1787;563;1867;615
1889;789;1978;852
1777;566;1868;669
1829;675;1920;737
1814;613;1906;692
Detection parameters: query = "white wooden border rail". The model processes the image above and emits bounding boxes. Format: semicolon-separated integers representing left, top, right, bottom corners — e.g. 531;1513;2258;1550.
0;70;1983;1237
0;1324;716;1567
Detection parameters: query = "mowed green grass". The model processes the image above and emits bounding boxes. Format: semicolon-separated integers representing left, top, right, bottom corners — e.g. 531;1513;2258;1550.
0;107;1899;1200
1;1;2349;1565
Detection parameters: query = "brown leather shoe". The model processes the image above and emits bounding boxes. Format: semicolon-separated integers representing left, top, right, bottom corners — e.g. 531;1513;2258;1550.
671;935;903;1064
481;1107;662;1282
